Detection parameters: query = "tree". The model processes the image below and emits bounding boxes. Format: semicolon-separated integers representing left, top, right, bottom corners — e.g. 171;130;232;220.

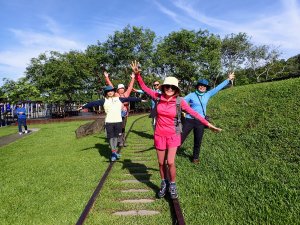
246;45;282;82
285;54;300;78
155;29;222;94
221;33;251;73
89;25;156;83
25;50;97;103
0;77;40;103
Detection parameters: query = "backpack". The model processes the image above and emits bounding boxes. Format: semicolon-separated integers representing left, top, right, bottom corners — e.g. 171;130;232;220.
152;95;183;134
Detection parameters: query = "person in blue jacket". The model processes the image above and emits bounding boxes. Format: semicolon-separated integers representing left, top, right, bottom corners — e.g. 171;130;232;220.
181;72;235;164
80;86;144;162
15;102;28;135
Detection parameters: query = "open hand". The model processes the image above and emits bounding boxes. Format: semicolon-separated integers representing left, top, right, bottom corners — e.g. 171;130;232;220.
228;72;235;81
104;71;109;77
130;60;141;74
208;124;222;133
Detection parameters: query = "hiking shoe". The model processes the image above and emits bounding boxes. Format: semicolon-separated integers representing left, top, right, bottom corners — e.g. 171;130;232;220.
111;152;121;162
158;180;167;198
115;153;121;159
111;155;117;162
111;152;117;162
192;159;199;164
169;183;178;199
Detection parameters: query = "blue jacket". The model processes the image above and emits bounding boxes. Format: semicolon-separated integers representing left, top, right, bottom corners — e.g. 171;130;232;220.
151;89;161;109
184;79;230;118
15;107;27;119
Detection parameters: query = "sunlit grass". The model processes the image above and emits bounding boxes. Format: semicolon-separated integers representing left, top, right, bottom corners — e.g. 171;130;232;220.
1;78;299;224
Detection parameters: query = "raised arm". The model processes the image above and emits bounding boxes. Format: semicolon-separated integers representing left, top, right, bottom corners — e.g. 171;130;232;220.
123;72;135;97
209;72;235;97
181;99;222;132
104;71;114;87
130;61;159;100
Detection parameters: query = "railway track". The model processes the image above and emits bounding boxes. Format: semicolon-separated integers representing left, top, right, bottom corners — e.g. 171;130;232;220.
76;114;186;225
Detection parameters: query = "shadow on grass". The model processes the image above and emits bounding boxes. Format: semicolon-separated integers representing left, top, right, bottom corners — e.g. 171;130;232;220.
80;143;111;161
130;129;153;140
119;159;160;195
176;146;193;162
134;146;156;153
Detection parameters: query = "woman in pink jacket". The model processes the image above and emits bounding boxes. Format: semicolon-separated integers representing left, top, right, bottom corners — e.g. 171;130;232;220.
131;61;222;199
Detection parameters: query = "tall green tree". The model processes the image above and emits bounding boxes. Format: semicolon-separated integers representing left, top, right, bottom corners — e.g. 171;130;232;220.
0;77;40;103
285;54;300;78
221;32;251;73
246;45;281;82
155;29;221;94
25;51;96;103
88;25;156;84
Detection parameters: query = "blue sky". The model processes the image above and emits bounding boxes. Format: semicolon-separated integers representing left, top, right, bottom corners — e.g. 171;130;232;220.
1;0;300;85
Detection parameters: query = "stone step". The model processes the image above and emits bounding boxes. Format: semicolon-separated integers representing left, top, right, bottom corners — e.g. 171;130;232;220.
121;179;151;183
124;173;152;176
121;189;150;193
113;210;160;216
120;199;154;203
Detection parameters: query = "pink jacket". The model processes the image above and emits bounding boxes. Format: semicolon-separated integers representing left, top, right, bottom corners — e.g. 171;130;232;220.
136;73;209;136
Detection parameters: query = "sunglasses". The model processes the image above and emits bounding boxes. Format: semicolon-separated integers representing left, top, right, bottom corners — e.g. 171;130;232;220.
153;83;159;86
164;85;177;90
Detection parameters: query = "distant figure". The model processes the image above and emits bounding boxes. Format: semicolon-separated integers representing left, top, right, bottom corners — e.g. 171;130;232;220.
15;102;28;135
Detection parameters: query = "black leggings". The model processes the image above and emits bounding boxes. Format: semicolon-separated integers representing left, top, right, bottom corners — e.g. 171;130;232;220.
181;118;205;160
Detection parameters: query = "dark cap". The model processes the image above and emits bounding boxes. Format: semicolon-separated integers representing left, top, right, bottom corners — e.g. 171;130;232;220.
196;79;210;90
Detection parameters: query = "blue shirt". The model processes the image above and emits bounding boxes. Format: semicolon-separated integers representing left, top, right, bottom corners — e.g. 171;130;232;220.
15;107;27;119
151;89;161;109
184;79;230;118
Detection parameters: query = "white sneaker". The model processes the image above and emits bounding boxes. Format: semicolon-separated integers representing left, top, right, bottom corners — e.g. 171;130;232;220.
25;130;28;134
19;132;23;135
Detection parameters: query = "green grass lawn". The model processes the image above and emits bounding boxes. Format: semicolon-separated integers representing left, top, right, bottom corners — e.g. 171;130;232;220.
0;125;18;137
0;78;299;225
0;119;113;224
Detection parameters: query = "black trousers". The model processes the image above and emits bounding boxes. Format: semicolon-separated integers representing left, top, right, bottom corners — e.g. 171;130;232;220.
181;118;205;160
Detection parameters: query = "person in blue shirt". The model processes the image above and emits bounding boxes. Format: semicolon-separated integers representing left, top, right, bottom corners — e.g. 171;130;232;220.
133;80;161;129
15;102;28;135
181;72;235;164
149;81;161;128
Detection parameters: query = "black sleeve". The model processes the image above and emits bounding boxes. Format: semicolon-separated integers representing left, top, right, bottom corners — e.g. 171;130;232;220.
82;99;105;108
119;97;142;103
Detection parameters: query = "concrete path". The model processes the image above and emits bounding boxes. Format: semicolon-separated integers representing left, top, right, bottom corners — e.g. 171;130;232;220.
0;128;40;148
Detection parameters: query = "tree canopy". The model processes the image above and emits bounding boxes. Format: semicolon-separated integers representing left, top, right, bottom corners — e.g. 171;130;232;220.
1;25;299;103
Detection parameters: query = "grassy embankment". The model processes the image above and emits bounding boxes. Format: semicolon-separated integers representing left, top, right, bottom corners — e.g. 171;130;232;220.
178;77;299;224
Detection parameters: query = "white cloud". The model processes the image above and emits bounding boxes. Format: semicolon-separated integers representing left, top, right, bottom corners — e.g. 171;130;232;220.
0;17;86;85
152;0;187;26
158;0;300;59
